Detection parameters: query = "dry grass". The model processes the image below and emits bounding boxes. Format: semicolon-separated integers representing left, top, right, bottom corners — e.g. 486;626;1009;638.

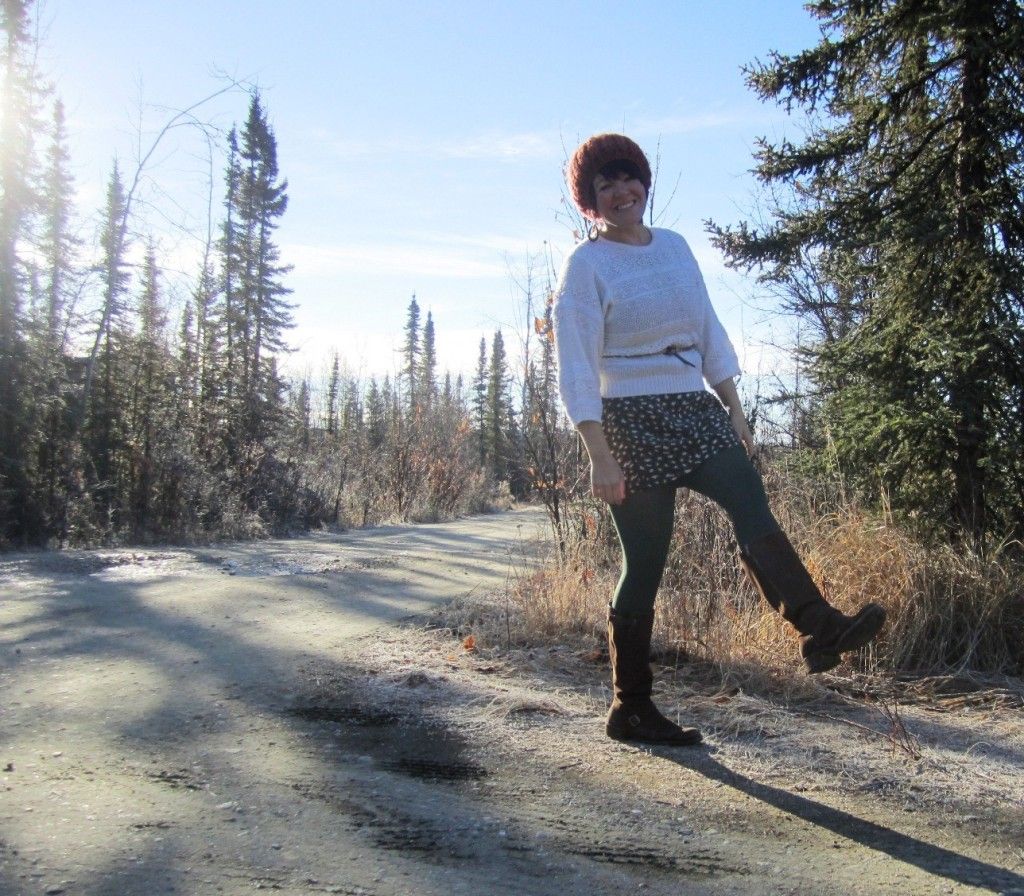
478;458;1024;691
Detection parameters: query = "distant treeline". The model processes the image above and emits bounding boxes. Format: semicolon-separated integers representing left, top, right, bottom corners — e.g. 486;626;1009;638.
0;2;581;546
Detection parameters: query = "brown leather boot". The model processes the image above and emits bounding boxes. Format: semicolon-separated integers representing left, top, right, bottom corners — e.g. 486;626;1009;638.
739;530;886;674
606;606;702;745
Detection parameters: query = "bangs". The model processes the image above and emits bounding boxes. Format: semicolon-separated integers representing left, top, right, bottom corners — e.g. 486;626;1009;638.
597;159;644;182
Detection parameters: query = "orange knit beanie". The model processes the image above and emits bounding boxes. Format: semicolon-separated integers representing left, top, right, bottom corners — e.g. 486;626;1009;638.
567;133;652;220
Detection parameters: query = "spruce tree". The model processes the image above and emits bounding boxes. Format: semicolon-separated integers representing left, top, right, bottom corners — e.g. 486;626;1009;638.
233;92;293;449
485;329;511;480
127;243;167;535
30;97;79;537
325;352;340;436
710;0;1024;545
83;161;131;528
0;0;43;540
420;309;436;410
219;127;242;449
401;293;420;411
472;336;488;466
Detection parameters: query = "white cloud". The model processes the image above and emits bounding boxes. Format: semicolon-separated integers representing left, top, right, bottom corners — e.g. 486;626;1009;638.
283;241;508;280
431;131;555;160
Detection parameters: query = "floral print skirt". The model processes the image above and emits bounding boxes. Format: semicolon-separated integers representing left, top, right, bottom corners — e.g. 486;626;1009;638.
601;390;741;493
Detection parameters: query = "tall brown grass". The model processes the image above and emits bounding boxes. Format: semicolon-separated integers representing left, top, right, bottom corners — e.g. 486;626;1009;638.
500;453;1024;681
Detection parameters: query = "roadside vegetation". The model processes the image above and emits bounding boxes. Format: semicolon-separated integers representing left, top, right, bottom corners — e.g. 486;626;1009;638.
451;0;1024;685
2;1;1023;688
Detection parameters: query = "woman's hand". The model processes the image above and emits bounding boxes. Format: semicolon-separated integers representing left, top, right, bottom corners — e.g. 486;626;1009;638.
713;377;755;457
576;420;627;505
729;405;755;457
590;453;626;505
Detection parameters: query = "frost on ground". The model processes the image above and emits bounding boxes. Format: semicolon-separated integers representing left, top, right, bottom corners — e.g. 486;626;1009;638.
2;508;1023;896
344;602;1024;821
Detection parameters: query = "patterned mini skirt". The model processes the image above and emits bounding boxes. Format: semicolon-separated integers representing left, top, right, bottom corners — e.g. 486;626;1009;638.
602;390;742;493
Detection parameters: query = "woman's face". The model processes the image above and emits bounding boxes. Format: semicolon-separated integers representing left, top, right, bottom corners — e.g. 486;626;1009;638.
593;171;647;229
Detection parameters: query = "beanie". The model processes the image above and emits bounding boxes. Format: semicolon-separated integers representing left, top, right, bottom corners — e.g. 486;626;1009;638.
567;133;652;220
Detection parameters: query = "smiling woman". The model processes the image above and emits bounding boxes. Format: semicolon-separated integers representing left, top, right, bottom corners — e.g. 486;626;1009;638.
553;132;887;748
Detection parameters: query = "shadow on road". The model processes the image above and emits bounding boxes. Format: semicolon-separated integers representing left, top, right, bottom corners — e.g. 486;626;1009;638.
655;746;1024;894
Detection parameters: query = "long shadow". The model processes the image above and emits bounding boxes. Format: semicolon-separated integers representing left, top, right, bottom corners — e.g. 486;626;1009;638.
656;747;1024;894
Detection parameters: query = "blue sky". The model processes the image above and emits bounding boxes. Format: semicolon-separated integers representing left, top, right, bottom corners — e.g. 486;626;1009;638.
39;0;823;386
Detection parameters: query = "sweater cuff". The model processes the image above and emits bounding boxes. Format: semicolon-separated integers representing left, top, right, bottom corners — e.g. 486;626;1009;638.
703;354;741;388
565;397;604;427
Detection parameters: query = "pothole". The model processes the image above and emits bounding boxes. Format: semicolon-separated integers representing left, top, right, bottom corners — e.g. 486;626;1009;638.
384;756;488;782
288;704;398;726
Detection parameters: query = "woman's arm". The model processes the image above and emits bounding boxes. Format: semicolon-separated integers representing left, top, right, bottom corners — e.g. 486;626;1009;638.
712;377;754;456
577;420;626;505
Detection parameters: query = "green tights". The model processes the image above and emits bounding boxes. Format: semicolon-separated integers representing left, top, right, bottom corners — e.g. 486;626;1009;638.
608;445;779;615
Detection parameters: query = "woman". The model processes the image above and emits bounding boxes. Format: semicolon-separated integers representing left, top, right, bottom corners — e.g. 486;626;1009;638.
553;133;885;747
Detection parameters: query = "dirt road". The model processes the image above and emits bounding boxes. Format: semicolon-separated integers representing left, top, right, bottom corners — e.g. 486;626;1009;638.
1;507;1022;896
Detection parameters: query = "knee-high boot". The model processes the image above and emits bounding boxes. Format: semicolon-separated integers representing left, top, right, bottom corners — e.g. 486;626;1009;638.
738;530;886;674
606;606;702;745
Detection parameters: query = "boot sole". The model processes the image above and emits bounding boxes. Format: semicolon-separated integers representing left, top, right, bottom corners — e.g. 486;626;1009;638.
606;725;703;746
804;604;887;674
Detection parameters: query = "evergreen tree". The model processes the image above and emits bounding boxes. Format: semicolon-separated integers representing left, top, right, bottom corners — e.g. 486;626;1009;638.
401;293;420;410
420;309;436;409
176;301;196;426
83;161;131;527
0;0;43;541
127;242;168;534
710;0;1024;545
292;378;311;452
191;257;220;458
219;127;242;447
485;329;511;480
365;377;386;449
30;97;79;537
39;99;76;351
472;336;488;466
229;92;293;452
325;352;340;435
235;94;292;444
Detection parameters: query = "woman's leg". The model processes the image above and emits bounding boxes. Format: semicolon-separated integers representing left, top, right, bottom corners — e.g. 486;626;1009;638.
679;445;885;673
676;444;779;544
607;485;677;615
604;485;701;745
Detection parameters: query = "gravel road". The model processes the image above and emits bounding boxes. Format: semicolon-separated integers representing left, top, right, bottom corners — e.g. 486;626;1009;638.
1;506;1022;896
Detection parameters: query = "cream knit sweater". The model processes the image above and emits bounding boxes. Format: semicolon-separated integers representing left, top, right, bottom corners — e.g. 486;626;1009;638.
553;228;740;425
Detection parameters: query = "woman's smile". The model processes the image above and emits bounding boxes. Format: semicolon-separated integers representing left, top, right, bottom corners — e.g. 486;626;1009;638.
593;171;648;240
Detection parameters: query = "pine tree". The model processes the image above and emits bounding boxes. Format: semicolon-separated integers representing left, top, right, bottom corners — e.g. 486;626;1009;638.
235;93;293;447
30;97;79;537
710;0;1024;545
325;352;340;435
365;377;386;449
420;309;436;410
127;242;168;535
471;336;488;467
192;257;220;458
83;161;132;528
176;301;196;426
39;99;76;352
485;329;511;480
219;126;242;449
0;0;43;540
401;293;420;411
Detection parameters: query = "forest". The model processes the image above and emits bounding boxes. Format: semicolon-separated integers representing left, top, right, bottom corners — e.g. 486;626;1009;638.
0;2;580;548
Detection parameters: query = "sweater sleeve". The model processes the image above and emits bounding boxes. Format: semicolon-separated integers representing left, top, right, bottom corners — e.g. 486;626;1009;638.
553;250;605;425
686;243;741;387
